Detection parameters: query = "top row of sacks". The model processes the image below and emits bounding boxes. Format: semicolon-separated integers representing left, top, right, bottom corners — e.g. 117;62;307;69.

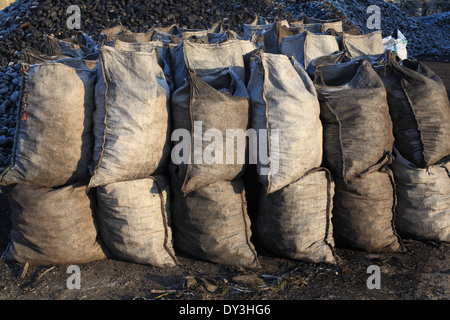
1;17;448;192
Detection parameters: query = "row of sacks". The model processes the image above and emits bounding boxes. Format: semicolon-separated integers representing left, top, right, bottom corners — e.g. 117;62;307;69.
1;30;449;268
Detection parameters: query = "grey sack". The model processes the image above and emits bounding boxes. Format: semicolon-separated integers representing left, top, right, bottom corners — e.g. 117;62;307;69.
96;175;179;267
3;183;108;265
314;59;394;182
89;46;171;189
391;147;450;242
254;167;337;264
1;59;96;188
170;169;260;268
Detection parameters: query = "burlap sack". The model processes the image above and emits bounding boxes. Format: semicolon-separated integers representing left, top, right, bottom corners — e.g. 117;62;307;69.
314;59;394;182
170;171;260;268
96;175;179;267
375;58;450;168
391;147;450;242
88;46;171;189
3;183;107;265
247;50;323;194
343;30;385;59
254;168;337;264
332;155;404;252
1;59;96;187
281;31;340;69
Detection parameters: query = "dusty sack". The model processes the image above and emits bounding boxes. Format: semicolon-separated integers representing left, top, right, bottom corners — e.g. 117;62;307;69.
171;68;250;195
254;168;337;264
281;31;340;69
314;59;394;181
170;170;259;268
3;184;107;265
1;59;96;188
89;46;171;189
343;30;385;59
374;58;450;168
96;175;179;267
170;39;257;91
112;39;174;94
391;147;450;242
332;155;403;252
247;50;323;194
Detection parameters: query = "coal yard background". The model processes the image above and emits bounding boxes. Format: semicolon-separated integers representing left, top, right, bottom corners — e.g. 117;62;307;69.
0;0;449;302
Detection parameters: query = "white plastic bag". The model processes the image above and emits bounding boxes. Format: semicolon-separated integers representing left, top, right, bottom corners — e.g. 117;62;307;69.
383;30;407;60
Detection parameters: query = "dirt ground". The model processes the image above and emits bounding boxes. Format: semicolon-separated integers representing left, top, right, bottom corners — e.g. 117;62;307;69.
0;58;449;303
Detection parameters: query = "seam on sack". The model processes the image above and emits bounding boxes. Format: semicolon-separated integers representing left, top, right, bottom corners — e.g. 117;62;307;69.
321;167;339;263
323;99;346;181
260;52;273;194
151;176;180;266
87;51;109;191
181;69;195;196
239;183;260;268
385;164;405;252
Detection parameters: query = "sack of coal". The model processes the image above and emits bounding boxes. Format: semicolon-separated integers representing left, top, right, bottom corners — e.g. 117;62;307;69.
1;58;96;188
254;168;337;264
243;16;270;40
314;59;394;182
96;175;179;267
171;67;250;195
170;170;260;268
261;20;303;54
332;155;404;252
391;147;450;242
305;51;348;80
281;31;340;69
2;183;108;265
170;39;256;91
302;16;343;33
89;46;171;189
343;30;385;59
247;50;323;194
46;34;96;58
374;58;450;168
112;39;174;94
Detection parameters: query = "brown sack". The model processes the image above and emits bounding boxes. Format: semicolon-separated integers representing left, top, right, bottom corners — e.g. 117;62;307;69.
3;184;108;265
314;59;394;182
332;155;404;252
89;46;171;189
1;59;96;188
171;169;260;268
96;175;179;267
391;147;450;242
375;58;450;168
254;168;337;264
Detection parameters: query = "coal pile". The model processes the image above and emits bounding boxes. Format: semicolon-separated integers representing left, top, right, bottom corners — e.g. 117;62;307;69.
320;0;449;57
0;64;20;168
0;0;297;66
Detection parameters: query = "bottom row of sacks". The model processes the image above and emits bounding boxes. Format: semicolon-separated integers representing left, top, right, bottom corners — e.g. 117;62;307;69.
2;150;449;267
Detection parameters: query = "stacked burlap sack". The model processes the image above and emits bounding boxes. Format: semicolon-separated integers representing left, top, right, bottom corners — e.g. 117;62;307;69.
1;17;448;270
0;57;108;265
373;56;450;243
168;38;260;268
246;49;337;264
313;59;404;252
